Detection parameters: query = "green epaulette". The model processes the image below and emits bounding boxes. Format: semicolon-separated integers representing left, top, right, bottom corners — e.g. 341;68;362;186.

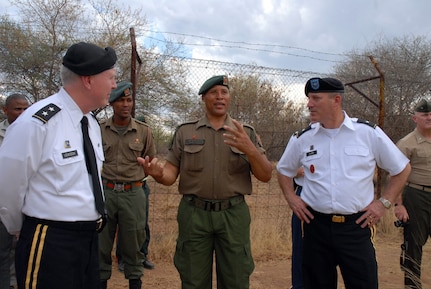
32;103;61;124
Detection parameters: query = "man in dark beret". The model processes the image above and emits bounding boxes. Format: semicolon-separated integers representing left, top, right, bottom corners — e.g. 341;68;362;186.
304;77;345;96
395;98;431;289
277;77;411;289
0;42;117;289
98;81;156;289
198;74;229;95
138;75;272;289
62;42;117;76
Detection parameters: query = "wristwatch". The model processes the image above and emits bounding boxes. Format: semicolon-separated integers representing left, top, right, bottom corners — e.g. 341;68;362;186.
378;197;392;209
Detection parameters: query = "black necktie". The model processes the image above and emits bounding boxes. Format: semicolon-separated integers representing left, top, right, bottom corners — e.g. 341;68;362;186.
81;116;105;216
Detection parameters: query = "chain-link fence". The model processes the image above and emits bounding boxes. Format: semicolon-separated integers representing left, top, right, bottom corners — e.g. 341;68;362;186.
135;55;328;161
178;57;321;96
141;57;317;250
143;57;402;252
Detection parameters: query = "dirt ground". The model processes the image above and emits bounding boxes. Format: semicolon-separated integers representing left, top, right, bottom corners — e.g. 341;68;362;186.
107;233;431;289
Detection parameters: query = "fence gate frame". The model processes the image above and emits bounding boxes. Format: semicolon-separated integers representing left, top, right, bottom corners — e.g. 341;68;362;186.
344;56;385;197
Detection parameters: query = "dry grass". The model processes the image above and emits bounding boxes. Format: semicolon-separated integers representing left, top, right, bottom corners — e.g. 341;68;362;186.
146;166;400;263
108;166;431;288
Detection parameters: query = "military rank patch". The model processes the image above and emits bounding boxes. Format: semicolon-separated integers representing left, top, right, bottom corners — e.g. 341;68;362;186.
32;103;61;124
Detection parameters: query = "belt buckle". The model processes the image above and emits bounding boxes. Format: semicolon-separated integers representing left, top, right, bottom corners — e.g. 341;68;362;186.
332;215;345;223
96;218;103;231
113;183;125;191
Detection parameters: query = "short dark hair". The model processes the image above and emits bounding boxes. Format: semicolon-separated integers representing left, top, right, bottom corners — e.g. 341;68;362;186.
5;93;28;107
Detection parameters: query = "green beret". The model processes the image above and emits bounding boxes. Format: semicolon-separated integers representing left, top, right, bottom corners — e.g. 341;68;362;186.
305;77;344;96
62;42;117;76
415;98;431;113
109;81;133;103
198;75;229;95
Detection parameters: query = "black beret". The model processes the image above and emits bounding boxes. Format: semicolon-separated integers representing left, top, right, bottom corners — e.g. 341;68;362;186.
198;75;229;95
305;77;344;96
109;81;132;103
62;42;117;76
415;98;431;113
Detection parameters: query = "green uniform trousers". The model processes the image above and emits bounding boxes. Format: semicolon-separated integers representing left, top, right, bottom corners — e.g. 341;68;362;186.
402;186;431;289
99;185;146;280
174;197;254;289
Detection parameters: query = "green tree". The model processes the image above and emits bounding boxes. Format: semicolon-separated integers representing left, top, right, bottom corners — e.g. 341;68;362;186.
0;0;191;154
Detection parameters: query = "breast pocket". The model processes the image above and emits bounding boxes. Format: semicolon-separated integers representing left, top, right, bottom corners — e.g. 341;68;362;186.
343;146;370;175
52;148;86;192
128;142;144;160
415;150;430;166
344;146;369;157
183;144;205;172
228;146;249;174
95;145;104;169
53;148;84;166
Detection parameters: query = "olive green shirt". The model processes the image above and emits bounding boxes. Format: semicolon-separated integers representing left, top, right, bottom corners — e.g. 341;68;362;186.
100;117;156;182
166;114;266;199
397;128;431;186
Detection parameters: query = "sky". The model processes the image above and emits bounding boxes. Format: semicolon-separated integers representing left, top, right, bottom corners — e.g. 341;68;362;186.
1;0;431;74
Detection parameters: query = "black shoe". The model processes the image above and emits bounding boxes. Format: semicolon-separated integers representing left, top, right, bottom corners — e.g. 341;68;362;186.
129;279;142;289
143;259;154;269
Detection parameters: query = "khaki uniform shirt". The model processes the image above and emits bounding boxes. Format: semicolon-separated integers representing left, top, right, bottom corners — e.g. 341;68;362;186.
0;119;10;146
166;114;266;199
397;128;431;186
100;117;156;182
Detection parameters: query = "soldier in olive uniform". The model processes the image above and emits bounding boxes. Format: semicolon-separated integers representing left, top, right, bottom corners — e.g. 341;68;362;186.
138;75;272;289
395;98;431;289
98;81;156;289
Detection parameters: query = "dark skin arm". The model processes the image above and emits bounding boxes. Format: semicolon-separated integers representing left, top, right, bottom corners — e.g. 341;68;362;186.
223;119;272;182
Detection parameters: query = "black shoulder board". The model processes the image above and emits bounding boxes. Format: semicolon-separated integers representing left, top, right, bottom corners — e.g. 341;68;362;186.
294;125;312;138
32;103;61;124
356;119;376;129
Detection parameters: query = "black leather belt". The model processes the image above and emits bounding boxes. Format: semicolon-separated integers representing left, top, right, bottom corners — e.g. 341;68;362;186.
183;195;245;212
406;182;431;193
25;215;107;233
309;208;364;224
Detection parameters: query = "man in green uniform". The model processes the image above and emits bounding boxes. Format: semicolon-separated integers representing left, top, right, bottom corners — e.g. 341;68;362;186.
98;81;156;289
395;98;431;289
138;75;272;289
